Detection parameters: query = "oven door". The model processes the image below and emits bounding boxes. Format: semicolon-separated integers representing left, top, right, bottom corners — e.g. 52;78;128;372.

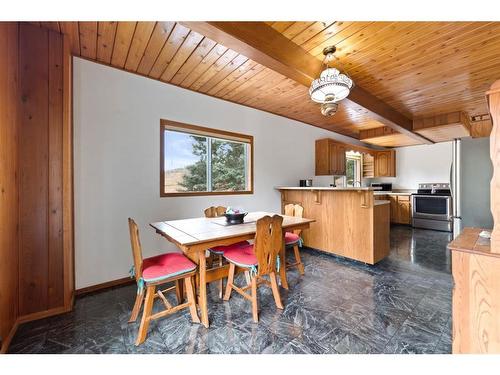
412;195;452;221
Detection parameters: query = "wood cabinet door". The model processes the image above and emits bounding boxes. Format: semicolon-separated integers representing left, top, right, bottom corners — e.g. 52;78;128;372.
337;145;346;175
376;152;389;176
328;141;340;175
315;139;330;175
398;201;412;224
375;150;396;177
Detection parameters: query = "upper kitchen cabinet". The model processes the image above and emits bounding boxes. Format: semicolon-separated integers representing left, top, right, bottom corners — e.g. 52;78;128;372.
375;150;396;177
315;139;346;175
316;138;396;177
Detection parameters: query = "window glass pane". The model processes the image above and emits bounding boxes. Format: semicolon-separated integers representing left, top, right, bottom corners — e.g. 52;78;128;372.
346;151;362;187
211;138;247;191
161;123;252;196
346;159;356;186
164;130;207;193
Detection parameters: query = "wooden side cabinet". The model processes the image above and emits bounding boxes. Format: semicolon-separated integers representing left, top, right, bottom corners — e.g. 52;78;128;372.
315;139;346;175
448;228;500;353
375;150;396;177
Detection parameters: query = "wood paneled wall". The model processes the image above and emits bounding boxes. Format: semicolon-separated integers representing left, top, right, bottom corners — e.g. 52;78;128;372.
0;22;73;352
0;22;20;352
488;80;500;253
18;23;74;317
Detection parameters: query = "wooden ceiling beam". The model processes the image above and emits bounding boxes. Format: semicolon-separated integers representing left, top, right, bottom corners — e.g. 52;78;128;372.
359;126;423;147
412;111;472;143
181;21;432;144
360;126;399;140
180;21;319;87
470;114;492;138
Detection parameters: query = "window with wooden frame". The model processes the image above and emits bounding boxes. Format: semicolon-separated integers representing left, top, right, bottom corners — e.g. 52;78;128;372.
346;151;362;187
160;120;254;197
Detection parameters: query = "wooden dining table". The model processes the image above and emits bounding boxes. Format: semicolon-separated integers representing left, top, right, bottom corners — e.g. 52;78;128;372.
150;211;314;328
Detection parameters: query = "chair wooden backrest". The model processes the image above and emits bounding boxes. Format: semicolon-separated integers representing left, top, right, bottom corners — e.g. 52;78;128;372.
128;218;143;283
284;203;304;236
204;206;226;218
254;215;283;276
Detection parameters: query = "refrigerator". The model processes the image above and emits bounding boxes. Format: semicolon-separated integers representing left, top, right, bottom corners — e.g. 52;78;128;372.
451;138;493;239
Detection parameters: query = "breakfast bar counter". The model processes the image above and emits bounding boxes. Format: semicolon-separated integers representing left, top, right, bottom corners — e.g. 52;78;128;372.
276;187;390;264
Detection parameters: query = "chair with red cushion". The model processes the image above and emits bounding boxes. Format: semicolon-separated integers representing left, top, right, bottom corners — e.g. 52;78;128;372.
223;215;284;323
204;206;251;298
284;204;305;275
128;218;199;345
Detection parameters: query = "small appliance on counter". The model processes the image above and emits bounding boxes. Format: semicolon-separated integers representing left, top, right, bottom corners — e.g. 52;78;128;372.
299;179;313;187
411;183;453;232
371;183;392;192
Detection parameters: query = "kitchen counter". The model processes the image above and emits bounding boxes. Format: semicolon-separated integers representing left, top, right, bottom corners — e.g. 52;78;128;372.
277;187;390;264
276;186;381;191
374;191;415;196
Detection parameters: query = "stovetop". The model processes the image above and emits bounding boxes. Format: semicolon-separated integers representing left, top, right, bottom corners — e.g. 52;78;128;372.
413;183;451;196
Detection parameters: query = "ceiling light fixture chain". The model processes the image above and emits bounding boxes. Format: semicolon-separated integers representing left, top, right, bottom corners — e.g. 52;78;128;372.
309;45;354;117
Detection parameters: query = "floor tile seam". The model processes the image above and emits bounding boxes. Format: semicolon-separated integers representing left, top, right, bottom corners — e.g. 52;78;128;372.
378;291;429;354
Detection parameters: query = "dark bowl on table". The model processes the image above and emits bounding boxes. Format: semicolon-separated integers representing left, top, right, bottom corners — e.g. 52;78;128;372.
224;212;247;225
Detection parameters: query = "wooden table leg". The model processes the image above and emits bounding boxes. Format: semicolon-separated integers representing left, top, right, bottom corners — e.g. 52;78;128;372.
198;251;209;328
279;242;289;289
175;279;184;304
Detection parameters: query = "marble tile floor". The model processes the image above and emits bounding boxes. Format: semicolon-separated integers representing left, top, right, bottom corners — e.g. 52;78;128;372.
8;226;453;354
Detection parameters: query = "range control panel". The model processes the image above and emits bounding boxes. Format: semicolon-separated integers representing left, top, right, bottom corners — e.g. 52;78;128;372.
418;183;450;190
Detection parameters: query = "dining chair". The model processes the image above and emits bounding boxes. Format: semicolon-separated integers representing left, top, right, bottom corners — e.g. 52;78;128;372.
128;218;200;345
223;215;284;323
204;206;251;298
284;203;305;275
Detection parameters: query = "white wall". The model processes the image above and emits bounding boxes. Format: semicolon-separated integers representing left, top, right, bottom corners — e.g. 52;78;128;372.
73;58;366;289
367;142;453;189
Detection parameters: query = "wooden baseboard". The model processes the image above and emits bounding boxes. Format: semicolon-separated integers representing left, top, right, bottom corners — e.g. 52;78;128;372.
75;276;134;296
0;305;73;354
17;306;72;325
0;320;19;354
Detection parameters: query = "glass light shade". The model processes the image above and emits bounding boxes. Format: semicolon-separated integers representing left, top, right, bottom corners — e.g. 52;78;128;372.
309;67;354;104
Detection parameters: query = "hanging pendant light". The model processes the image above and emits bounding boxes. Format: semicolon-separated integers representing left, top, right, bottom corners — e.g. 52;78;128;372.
309;46;354;116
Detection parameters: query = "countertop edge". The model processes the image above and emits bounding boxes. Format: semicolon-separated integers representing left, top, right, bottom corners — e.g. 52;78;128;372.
448;227;499;258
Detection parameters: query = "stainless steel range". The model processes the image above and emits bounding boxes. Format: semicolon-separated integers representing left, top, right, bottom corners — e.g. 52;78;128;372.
412;183;453;232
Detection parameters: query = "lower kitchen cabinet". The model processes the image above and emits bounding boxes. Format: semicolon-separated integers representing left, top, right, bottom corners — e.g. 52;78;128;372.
397;196;412;224
387;194;412;224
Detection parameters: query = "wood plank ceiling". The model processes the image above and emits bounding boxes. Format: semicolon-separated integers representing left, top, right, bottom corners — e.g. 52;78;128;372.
32;21;500;145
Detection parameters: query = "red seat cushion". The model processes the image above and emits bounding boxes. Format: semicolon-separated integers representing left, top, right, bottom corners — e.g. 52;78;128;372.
142;252;196;282
223;243;257;268
285;232;300;245
209;240;250;255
